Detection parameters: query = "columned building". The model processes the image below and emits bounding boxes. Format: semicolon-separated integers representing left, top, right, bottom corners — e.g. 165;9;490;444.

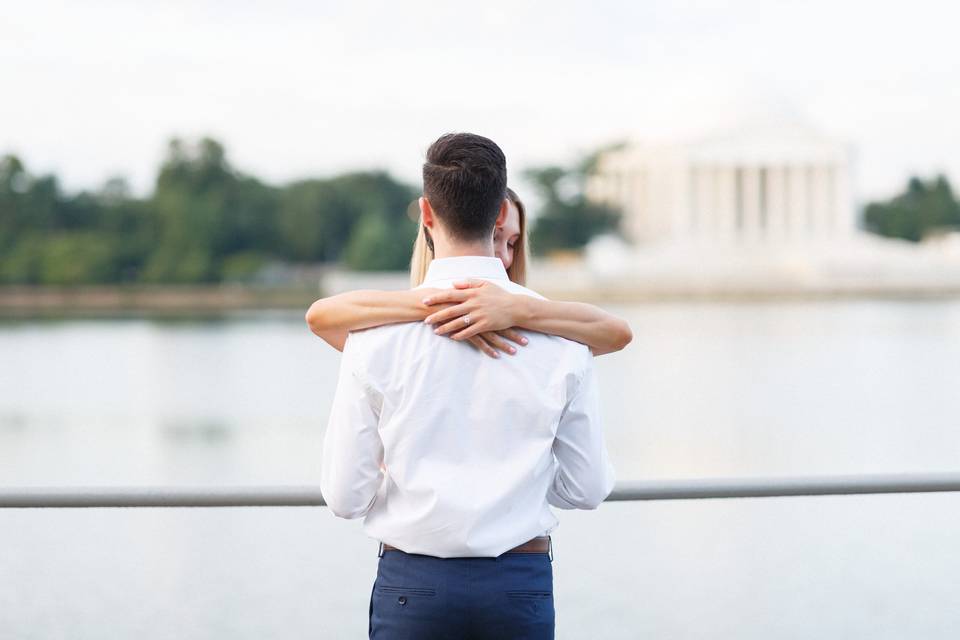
586;118;857;247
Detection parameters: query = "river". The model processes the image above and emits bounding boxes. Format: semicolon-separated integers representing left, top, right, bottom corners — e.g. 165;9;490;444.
1;299;959;638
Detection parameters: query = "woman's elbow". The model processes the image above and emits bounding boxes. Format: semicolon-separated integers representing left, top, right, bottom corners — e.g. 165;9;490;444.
305;301;330;336
608;321;633;353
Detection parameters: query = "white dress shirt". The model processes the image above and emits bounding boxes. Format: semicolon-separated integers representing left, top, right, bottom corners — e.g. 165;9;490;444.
320;255;616;558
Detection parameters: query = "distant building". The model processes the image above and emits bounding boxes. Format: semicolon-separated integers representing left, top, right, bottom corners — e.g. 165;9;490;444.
527;113;960;297
587;116;858;247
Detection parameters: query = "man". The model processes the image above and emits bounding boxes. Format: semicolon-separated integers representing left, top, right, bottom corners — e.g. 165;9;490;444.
320;132;616;639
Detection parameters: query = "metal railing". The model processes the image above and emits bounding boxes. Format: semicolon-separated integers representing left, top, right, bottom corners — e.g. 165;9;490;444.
3;472;959;508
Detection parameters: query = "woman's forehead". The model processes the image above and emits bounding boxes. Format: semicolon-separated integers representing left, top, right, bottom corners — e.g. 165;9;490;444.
502;201;522;234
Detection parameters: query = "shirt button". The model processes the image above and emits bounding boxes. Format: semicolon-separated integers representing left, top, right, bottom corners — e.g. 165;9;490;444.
398;596;407;605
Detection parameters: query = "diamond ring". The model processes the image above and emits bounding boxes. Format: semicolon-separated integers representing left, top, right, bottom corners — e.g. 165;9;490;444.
463;315;471;326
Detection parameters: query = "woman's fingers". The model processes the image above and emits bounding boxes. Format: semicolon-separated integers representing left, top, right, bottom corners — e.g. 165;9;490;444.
421;289;472;306
478;331;517;355
434;311;479;336
456;330;521;358
453;279;486;290
497;329;529;346
448;322;483;341
466;335;500;358
424;301;472;326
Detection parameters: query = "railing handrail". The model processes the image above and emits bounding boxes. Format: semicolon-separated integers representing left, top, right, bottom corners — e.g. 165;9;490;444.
2;472;959;508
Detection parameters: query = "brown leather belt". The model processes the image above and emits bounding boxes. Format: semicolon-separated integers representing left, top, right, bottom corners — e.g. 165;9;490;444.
381;535;551;555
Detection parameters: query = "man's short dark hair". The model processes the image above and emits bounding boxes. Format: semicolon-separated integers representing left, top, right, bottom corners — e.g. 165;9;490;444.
422;133;507;242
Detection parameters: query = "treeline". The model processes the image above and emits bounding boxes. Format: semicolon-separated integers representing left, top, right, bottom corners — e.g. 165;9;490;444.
0;137;623;286
864;174;960;242
0;138;419;285
16;136;955;288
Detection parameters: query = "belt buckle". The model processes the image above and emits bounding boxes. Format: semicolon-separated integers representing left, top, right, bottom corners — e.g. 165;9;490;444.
547;535;553;562
377;541;384;558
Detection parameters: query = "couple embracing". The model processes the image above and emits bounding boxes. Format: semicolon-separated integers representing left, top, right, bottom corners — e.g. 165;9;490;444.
308;132;630;639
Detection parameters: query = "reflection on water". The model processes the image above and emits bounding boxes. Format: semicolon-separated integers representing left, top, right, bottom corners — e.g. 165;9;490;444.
161;419;234;444
0;412;27;433
1;300;959;638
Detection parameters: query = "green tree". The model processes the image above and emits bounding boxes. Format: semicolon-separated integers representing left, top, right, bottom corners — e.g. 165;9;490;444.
0;155;29;253
144;137;280;282
343;212;417;271
524;164;620;255
277;171;417;263
0;232;44;284
0;136;423;284
864;175;960;242
0;156;63;241
277;179;350;262
38;232;119;285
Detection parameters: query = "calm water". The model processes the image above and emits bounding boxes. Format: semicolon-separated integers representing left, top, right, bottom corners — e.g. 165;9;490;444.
1;300;959;639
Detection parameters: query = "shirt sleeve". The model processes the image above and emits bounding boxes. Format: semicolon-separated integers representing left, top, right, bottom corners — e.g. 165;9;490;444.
547;356;617;510
320;332;385;519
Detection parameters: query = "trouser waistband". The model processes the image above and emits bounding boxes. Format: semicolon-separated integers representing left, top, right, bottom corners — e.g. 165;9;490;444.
378;535;552;560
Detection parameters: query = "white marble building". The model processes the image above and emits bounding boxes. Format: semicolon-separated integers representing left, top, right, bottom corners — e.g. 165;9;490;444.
555;115;960;296
587;117;857;247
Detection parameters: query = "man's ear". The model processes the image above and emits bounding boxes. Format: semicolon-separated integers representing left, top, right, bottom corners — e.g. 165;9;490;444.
494;198;509;228
419;196;435;229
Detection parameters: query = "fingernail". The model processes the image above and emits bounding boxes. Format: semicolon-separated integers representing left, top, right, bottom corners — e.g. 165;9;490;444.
434;328;441;334
520;337;528;345
508;347;516;354
421;298;430;304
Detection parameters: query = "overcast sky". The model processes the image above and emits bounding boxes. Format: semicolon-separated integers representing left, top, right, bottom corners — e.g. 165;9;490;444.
2;0;958;202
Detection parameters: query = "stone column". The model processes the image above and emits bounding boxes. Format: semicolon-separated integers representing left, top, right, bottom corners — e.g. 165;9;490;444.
621;169;634;240
630;169;646;243
706;165;720;241
687;167;699;239
787;165;810;243
694;165;714;241
766;166;787;243
811;165;831;240
833;164;855;237
742;166;761;242
717;164;737;243
823;166;837;239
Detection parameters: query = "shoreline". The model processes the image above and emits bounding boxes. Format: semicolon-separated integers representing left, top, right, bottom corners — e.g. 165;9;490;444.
0;285;320;319
3;282;960;319
537;284;960;304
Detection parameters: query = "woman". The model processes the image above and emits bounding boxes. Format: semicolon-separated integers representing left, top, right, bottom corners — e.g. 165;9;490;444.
305;188;632;358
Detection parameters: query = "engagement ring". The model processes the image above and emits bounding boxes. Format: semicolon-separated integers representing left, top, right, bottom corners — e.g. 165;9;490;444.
463;315;471;325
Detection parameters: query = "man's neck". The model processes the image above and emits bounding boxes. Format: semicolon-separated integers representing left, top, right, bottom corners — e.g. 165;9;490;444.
432;241;494;260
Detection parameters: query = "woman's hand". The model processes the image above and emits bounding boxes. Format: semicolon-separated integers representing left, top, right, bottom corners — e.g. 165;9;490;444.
424;300;527;358
422;279;529;341
464;330;527;358
421;280;530;357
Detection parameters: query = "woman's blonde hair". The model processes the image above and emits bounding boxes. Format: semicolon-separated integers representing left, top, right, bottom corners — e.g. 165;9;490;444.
409;187;529;287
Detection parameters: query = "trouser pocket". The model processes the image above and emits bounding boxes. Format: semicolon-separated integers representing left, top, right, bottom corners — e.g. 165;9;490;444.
375;585;438;598
506;590;552;599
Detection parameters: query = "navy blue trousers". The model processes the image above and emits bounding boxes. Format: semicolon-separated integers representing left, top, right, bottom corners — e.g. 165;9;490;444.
368;546;555;639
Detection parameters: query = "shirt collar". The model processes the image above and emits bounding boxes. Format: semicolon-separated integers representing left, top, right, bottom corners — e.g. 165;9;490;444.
423;256;509;284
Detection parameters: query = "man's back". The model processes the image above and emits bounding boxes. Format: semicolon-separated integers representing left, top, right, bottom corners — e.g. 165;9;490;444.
321;256;616;558
319;132;622;638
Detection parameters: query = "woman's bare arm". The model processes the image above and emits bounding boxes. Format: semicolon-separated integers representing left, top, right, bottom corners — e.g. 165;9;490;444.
305;288;528;357
513;297;632;356
305;289;431;351
423;280;633;356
